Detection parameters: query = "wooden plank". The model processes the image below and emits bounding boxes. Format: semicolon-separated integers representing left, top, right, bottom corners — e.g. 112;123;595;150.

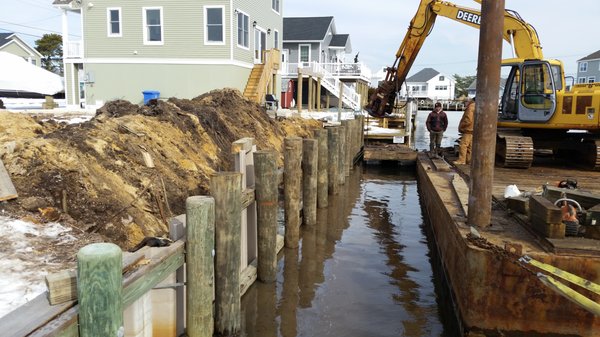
506;196;529;215
451;174;469;217
431;157;451;172
529;195;562;224
530;216;565;239
0;158;17;201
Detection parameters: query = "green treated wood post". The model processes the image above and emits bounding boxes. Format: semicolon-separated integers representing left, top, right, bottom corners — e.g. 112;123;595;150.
77;243;123;337
284;137;302;248
186;196;215;337
211;172;242;336
254;151;278;282
314;129;328;208
327;127;340;195
302;138;318;226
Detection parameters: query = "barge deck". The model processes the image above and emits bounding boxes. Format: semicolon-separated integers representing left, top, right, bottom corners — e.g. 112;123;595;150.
416;152;600;336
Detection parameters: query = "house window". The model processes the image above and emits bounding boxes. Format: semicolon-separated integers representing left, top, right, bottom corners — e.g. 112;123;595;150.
272;0;280;13
578;77;586;84
107;8;122;37
236;11;248;48
274;30;279;49
143;7;163;44
579;62;588;72
421;85;426;91
205;6;224;44
299;44;310;63
439;75;445;81
589;77;596;83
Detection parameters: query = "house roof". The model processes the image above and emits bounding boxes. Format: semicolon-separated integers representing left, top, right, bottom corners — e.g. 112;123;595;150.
0;33;16;48
283;16;333;41
329;34;349;47
578;50;600;62
407;68;440;82
52;0;73;5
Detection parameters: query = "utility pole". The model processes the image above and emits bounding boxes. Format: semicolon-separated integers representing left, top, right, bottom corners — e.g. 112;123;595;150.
468;0;505;228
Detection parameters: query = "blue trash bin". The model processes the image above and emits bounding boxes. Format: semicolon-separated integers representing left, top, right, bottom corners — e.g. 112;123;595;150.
142;90;160;105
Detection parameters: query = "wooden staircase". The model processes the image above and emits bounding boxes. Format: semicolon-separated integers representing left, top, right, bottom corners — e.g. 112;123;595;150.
243;49;280;104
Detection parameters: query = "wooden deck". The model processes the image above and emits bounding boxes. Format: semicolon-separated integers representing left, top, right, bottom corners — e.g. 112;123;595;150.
363;143;417;164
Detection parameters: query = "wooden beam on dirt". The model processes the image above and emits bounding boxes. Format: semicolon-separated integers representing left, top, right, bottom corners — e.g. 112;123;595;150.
0;158;17;201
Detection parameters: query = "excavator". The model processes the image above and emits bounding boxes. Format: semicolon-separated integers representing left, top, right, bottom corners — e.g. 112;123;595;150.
367;0;600;169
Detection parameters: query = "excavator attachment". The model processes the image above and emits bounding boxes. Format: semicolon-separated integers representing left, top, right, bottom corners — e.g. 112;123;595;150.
366;66;399;118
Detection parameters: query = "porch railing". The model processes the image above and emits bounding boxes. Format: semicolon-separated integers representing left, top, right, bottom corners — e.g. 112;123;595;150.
65;41;83;59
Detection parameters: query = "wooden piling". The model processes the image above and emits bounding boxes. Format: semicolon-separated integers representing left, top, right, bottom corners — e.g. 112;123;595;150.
297;72;303;113
308;76;313;112
302;139;318;226
338;125;347;184
186;196;215;337
254;151;278;282
327;127;340;195
284;137;303;248
314;129;328;208
341;120;351;176
317;78;322;111
77;243;123;337
211;172;242;336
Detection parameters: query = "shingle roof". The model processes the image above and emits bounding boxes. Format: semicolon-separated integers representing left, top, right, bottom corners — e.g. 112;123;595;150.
52;0;73;5
407;68;440;82
283;17;333;41
329;34;348;47
578;50;600;62
0;33;15;48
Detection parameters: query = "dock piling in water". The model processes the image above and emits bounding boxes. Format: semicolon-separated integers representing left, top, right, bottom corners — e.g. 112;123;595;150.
314;129;329;208
284;137;303;248
302;138;318;226
254;151;279;282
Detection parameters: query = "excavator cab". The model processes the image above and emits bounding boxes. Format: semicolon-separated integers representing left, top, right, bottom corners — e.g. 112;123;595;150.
499;60;560;123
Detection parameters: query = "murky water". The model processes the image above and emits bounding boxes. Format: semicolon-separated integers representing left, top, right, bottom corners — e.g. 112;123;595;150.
240;111;466;336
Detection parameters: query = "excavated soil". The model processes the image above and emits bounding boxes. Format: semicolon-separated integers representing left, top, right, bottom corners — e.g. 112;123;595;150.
0;89;320;250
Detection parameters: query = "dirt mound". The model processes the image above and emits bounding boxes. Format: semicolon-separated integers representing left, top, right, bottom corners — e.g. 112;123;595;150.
0;89;320;249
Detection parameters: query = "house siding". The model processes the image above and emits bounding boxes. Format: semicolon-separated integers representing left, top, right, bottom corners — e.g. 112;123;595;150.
82;0;229;59
1;41;41;66
233;0;282;63
83;63;251;105
285;42;320;64
577;59;600;83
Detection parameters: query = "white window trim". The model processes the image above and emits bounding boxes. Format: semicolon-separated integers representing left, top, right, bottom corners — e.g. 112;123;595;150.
299;44;311;63
273;29;279;49
107;7;122;37
235;9;249;50
588;76;596;83
204;5;225;46
142;7;163;45
578;77;586;84
271;0;280;15
579;61;588;72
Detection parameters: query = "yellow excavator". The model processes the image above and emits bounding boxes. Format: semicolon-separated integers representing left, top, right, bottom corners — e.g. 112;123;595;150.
367;0;600;169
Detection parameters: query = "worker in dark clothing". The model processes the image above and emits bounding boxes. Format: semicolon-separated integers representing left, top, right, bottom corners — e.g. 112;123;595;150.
425;102;448;157
456;97;475;164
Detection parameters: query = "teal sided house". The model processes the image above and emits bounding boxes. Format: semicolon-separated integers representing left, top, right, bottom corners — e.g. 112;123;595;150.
53;0;282;109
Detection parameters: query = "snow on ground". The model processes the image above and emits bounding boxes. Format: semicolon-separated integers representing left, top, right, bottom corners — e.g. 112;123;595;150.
0;216;76;318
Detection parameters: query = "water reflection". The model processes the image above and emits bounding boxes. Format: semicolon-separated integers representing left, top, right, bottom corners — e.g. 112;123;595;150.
241;166;447;336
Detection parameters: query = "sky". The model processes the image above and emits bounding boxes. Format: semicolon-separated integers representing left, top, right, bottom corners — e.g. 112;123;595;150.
1;0;598;80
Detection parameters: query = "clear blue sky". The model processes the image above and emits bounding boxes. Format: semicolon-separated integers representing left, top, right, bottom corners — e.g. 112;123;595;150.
1;0;597;79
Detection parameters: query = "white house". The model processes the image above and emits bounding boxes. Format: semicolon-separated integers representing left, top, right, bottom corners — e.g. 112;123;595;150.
399;68;455;101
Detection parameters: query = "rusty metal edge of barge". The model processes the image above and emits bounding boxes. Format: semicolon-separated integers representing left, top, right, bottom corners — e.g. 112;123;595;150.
415;153;600;336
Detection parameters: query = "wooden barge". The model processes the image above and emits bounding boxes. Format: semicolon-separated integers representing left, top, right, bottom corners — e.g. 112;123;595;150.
416;153;600;336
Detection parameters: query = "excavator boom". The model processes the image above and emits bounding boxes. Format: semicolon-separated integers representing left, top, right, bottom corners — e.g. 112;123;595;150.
366;0;543;117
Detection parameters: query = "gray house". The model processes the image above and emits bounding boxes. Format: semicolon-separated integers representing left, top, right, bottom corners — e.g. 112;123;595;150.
577;50;600;84
281;16;370;111
53;0;282;109
0;33;42;67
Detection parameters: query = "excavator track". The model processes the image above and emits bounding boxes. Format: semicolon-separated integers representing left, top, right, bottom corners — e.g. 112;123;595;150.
583;140;600;171
496;135;534;168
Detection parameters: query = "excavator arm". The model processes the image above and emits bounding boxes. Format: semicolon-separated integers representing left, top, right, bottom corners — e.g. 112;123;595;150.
366;0;543;117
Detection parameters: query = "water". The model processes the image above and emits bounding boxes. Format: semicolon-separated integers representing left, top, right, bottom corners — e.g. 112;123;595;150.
240;112;466;336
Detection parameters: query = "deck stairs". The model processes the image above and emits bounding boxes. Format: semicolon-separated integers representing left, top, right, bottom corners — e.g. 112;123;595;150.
300;63;362;111
243;49;280;104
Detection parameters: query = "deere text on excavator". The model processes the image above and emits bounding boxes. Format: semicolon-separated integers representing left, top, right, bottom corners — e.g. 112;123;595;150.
367;0;600;169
